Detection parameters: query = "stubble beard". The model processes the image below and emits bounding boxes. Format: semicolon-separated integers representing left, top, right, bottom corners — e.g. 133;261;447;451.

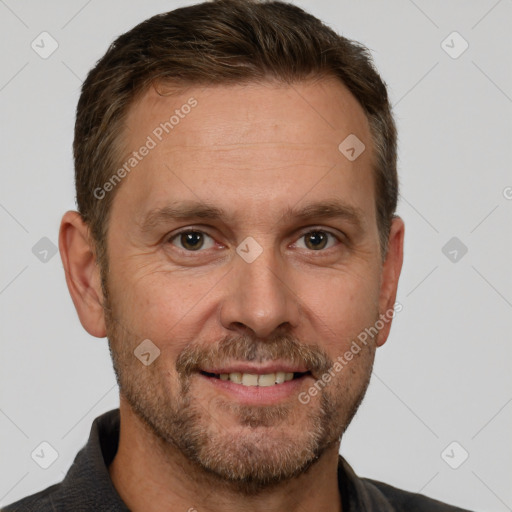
102;288;376;494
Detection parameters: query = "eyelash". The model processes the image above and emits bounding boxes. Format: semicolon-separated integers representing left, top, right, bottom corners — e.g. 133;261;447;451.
166;228;342;253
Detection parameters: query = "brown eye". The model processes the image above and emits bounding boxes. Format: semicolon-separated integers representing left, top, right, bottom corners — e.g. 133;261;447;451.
304;231;328;250
181;232;203;250
295;230;339;251
170;231;214;251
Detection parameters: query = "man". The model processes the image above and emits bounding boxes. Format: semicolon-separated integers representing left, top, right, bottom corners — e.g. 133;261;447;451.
4;1;473;511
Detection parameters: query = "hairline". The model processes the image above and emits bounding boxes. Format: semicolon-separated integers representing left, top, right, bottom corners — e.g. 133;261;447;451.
93;74;388;272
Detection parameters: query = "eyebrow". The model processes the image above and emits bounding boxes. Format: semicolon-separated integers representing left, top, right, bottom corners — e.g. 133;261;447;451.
139;202;225;233
138;199;365;233
283;200;364;229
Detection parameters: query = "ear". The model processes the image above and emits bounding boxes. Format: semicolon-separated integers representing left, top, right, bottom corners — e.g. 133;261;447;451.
375;216;405;347
59;211;107;338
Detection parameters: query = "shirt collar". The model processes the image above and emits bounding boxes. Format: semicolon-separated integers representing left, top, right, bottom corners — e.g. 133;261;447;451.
55;408;129;510
55;408;390;511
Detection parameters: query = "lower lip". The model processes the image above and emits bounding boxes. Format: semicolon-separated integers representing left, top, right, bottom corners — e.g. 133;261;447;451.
198;372;310;405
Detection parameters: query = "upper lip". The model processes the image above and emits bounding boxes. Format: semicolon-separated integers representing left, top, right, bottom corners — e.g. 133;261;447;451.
200;362;309;375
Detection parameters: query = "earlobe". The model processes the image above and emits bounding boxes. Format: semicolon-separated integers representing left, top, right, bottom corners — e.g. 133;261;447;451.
59;211;107;338
376;216;405;347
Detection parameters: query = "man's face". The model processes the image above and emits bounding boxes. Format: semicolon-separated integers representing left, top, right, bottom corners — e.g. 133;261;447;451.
103;79;389;490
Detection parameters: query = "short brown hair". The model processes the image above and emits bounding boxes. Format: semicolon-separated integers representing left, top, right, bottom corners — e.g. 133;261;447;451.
74;0;398;265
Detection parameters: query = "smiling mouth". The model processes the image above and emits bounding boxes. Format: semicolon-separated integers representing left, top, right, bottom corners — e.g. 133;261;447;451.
200;370;311;387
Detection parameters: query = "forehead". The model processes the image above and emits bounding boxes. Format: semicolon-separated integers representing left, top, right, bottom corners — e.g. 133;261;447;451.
125;78;370;148
114;78;376;224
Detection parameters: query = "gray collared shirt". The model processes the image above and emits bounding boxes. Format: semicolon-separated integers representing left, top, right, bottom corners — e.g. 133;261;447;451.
2;409;474;511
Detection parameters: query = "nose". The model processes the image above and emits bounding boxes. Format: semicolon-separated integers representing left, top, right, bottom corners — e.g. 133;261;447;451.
219;245;301;339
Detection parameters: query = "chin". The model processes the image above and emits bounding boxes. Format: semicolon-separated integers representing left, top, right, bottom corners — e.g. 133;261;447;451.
170;395;339;494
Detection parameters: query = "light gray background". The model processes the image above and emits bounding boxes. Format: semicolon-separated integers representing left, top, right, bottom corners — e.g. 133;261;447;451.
0;1;511;510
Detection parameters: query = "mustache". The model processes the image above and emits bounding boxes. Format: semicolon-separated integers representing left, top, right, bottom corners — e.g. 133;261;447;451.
176;332;333;378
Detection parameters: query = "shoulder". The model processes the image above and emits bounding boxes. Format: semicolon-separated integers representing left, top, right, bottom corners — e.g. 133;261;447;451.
339;456;474;511
362;477;475;511
2;483;60;512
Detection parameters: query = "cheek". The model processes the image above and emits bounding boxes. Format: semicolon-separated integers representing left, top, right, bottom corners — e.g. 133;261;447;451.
109;261;223;345
295;267;381;348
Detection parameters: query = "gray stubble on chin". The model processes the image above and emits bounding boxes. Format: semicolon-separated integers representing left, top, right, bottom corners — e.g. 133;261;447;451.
106;313;375;491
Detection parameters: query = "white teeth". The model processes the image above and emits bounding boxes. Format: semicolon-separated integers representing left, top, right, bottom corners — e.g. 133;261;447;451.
241;373;259;386
216;371;300;386
275;371;286;384
229;372;242;384
258;373;276;387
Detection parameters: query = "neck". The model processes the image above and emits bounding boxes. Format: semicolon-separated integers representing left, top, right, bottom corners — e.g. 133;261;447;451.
109;399;343;512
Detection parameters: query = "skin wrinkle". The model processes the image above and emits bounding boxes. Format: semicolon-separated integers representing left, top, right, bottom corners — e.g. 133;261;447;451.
64;78;405;512
56;4;404;509
137;199;367;237
106;317;376;495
